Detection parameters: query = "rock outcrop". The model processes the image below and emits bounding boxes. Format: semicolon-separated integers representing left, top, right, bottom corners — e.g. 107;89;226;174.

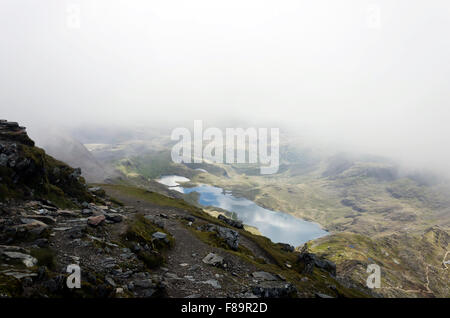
297;247;337;277
0;120;93;205
202;224;240;250
218;214;243;229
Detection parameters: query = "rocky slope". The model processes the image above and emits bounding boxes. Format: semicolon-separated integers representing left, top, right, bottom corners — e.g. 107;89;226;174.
310;227;450;298
0;120;93;206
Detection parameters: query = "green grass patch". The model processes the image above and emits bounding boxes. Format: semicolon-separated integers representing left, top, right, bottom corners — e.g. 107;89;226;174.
30;248;57;270
121;214;174;269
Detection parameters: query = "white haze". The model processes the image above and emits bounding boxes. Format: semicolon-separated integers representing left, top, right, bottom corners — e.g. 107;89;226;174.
1;0;450;174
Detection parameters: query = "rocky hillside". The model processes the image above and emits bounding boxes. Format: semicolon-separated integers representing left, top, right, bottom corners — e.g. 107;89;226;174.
310;227;450;298
1;184;372;298
0;120;93;207
0;120;372;298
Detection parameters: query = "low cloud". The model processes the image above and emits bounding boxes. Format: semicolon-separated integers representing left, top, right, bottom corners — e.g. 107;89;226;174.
2;0;450;175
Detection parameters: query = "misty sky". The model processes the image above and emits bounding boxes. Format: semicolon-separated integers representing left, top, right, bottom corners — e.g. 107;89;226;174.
1;1;450;173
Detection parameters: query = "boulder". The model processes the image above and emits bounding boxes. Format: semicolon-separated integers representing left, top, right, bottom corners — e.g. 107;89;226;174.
218;214;243;229
315;292;334;298
67;226;87;239
82;209;93;216
34;238;49;248
152;232;167;240
57;210;79;218
297;251;336;276
1;251;37;268
204;224;239;250
144;215;165;229
277;243;295;253
13;220;49;237
20;218;47;226
251;271;278;281
202;279;221;289
202;253;224;267
134;279;153;289
88;187;106;197
87;215;105;227
105;213;123;223
39;203;58;212
21;215;56;225
251;281;298;298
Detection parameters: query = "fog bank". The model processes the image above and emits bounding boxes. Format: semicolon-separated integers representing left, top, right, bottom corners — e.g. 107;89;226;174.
1;1;450;174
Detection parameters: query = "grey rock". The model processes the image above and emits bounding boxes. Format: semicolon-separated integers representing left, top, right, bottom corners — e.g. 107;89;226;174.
218;214;243;229
315;292;334;298
203;279;221;289
165;272;180;280
1;270;37;280
141;288;156;298
134;279;153;289
105;276;116;287
297;252;336;276
251;281;297;298
67;226;86;239
1;251;37;268
22;215;56;225
14;221;48;236
152;232;167;240
57;210;79;218
105;213;123;223
204;224;239;250
251;271;278;281
131;242;141;252
278;243;295;253
34;238;49;248
189;264;201;271
81;209;93;216
202;253;224;267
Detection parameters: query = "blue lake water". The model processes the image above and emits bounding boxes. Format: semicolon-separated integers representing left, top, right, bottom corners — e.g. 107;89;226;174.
156;175;328;247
